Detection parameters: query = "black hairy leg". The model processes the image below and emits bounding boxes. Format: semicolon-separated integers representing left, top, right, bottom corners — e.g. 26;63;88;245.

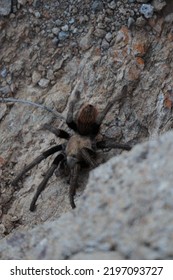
30;153;65;211
80;147;97;168
42;124;70;139
69;163;80;209
91;85;128;136
66;90;81;131
96;139;131;151
12;144;64;186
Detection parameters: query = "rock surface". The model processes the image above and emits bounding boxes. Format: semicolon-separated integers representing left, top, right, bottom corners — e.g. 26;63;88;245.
1;0;173;259
0;0;11;16
0;131;173;259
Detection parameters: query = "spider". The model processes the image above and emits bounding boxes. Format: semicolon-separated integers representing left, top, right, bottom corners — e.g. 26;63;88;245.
12;85;131;211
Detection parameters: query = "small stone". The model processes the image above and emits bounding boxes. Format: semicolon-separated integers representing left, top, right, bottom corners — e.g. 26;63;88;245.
94;28;107;38
0;67;7;78
69;18;75;24
9;13;16;19
105;32;113;43
32;71;41;85
61;25;69;32
46;69;54;80
101;39;110;50
38;78;50;88
108;1;116;10
72;28;78;34
79;29;93;50
79;15;89;24
10;82;17;94
136;16;147;27
128;17;135;28
139;4;154;19
115;27;129;44
91;0;104;13
0;0;11;16
164;13;173;23
58;31;69;41
55;19;62;26
52;27;60;36
34;11;41;18
52;37;59;45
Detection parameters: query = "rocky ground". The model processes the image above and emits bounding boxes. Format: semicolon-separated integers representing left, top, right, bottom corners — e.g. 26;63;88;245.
0;0;173;259
1;131;173;260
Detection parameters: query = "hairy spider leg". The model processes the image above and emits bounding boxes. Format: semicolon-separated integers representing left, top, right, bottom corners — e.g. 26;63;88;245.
30;153;65;211
69;163;80;209
42;124;70;139
95;85;128;129
12;144;64;186
87;86;128;137
66;90;81;131
96;139;132;151
80;147;97;168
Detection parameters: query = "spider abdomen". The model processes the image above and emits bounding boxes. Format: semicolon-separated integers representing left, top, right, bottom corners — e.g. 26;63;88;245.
77;104;98;135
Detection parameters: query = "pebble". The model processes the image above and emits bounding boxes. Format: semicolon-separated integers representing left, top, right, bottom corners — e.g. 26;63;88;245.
52;37;59;45
0;0;11;16
101;39;110;50
105;32;113;43
32;71;41;85
0;68;7;78
58;31;69;41
34;11;41;18
38;78;50;88
91;0;104;13
72;28;78;34
128;17;135;28
94;28;107;38
135;16;147;27
46;69;54;80
55;19;62;26
69;18;75;24
108;1;117;10
61;25;69;32
164;13;173;23
52;27;60;36
139;4;154;19
79;29;93;50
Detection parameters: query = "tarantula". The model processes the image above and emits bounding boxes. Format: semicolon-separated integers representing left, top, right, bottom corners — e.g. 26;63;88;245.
12;86;131;211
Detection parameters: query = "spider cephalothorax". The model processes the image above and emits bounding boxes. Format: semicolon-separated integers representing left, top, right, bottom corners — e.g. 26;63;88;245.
12;86;131;211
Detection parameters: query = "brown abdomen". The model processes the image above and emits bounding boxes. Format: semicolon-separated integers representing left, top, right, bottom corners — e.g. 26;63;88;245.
77;104;97;135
